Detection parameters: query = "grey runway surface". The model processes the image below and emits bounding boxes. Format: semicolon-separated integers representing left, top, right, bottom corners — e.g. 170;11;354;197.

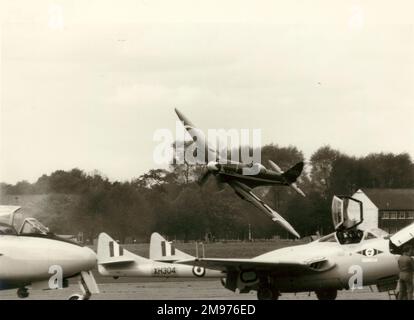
0;279;392;300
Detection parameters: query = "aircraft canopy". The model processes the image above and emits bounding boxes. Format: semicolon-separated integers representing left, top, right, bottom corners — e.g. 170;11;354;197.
331;196;363;231
0;206;50;236
19;217;49;235
0;206;21;226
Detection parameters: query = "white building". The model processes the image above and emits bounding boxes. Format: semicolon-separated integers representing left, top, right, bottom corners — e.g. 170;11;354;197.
351;188;414;234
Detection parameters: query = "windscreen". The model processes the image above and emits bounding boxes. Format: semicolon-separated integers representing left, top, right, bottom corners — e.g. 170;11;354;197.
19;218;50;235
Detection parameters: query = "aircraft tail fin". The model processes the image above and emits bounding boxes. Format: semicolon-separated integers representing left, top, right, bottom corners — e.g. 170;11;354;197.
149;232;194;262
282;161;304;184
97;232;145;266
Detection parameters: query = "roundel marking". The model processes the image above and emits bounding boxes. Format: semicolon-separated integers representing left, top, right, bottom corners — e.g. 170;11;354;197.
192;266;206;277
365;248;375;257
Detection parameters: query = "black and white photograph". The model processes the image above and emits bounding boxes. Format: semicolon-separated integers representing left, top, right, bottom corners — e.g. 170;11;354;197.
1;0;414;309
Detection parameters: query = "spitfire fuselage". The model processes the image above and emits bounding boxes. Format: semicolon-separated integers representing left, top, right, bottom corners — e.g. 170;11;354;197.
213;162;289;188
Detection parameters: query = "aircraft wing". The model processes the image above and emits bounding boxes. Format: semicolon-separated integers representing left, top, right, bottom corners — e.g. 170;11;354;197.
228;180;300;238
177;257;333;275
175;108;217;162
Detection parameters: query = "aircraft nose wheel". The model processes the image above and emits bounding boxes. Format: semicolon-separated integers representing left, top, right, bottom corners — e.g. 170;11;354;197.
315;289;337;300
68;293;90;300
17;287;29;299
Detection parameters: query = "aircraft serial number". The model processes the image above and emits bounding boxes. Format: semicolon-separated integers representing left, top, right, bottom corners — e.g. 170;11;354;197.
153;267;176;275
201;304;255;315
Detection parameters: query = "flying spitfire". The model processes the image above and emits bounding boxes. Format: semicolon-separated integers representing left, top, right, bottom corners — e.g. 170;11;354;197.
174;108;305;238
0;206;99;300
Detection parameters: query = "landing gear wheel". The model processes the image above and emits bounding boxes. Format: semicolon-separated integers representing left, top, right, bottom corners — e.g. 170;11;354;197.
271;289;280;300
71;270;98;300
68;294;89;300
257;287;280;300
17;287;29;299
315;289;337;300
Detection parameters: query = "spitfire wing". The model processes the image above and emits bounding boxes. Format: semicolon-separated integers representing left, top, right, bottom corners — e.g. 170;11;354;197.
175;108;217;162
177;257;333;275
228;180;300;238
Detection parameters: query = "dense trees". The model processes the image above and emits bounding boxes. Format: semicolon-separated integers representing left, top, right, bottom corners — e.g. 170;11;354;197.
1;145;413;242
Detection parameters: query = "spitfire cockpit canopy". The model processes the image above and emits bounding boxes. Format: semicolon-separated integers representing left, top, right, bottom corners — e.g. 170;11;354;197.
246;162;267;173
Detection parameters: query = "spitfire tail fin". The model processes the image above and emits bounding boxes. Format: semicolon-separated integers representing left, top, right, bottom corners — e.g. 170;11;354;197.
282;161;304;184
149;232;194;262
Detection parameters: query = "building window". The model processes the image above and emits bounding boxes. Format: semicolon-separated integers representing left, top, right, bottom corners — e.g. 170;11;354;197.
389;212;398;219
399;212;406;219
408;212;414;219
382;212;389;219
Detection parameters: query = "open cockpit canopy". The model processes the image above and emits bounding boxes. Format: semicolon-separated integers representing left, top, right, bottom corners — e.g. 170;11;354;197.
331;196;363;231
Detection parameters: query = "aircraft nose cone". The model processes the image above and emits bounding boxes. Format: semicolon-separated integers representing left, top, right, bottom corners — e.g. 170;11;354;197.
82;246;98;270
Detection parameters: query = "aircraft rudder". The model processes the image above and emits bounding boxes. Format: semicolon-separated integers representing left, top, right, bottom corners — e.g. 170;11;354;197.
282;161;304;183
149;232;194;261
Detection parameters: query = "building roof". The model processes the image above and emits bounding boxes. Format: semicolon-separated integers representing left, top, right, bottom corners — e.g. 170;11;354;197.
360;188;414;210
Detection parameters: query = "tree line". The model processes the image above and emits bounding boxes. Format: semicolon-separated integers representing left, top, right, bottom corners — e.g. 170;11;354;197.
1;145;413;242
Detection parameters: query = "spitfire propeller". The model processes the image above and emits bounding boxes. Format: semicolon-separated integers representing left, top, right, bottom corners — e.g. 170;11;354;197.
198;161;224;189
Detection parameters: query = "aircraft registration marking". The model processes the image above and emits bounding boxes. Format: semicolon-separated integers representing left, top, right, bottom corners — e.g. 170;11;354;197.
153;267;176;276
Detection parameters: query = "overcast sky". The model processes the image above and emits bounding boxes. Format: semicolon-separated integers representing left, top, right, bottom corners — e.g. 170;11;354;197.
1;0;413;184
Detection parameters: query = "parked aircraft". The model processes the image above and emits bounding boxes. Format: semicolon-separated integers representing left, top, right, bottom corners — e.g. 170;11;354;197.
175;108;305;238
97;232;224;279
0;206;99;300
175;196;413;300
